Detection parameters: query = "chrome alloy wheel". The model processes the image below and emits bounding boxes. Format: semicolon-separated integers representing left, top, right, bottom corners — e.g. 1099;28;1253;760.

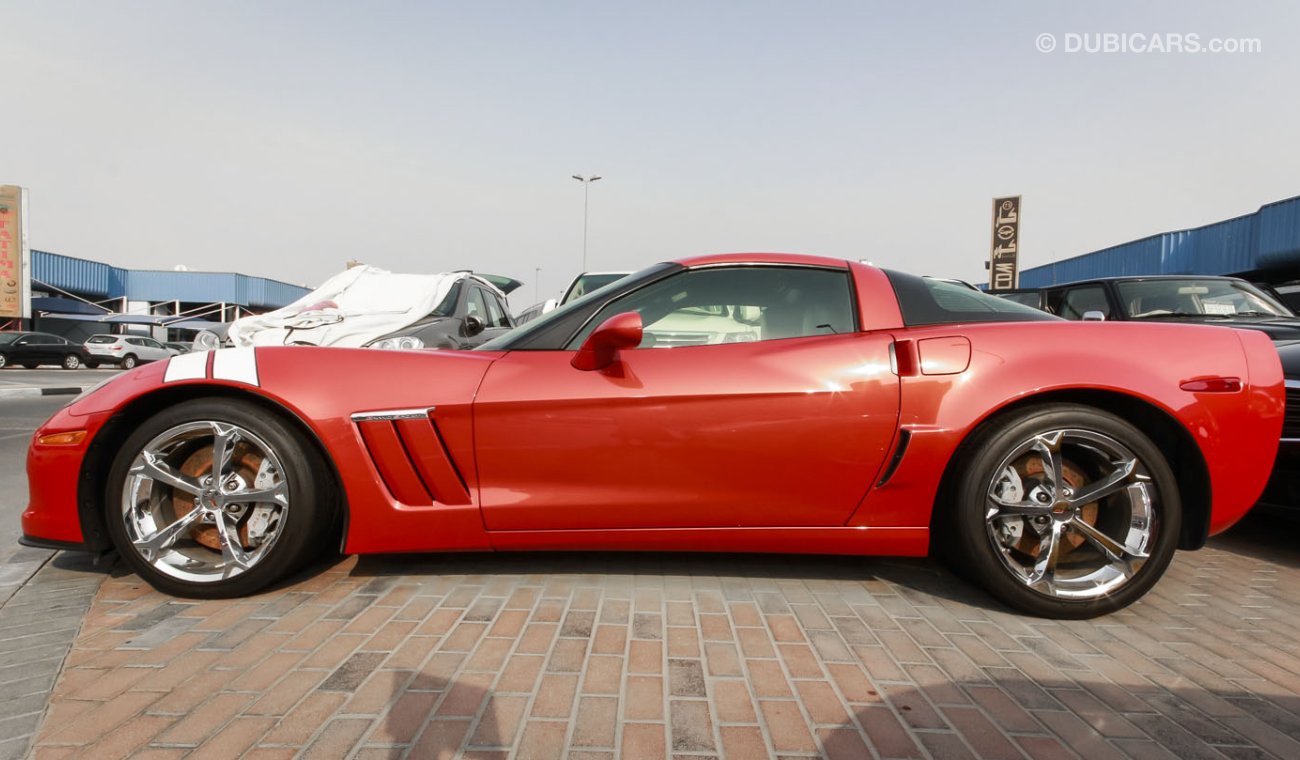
121;420;289;583
983;428;1156;600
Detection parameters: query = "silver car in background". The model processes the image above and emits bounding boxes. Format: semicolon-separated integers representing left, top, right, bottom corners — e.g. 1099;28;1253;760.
84;334;179;369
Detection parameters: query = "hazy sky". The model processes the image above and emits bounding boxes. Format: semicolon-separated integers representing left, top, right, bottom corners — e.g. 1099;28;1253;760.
3;1;1298;307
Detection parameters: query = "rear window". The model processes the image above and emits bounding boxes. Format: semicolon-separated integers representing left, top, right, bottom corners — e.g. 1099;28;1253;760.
884;271;1059;326
87;335;117;344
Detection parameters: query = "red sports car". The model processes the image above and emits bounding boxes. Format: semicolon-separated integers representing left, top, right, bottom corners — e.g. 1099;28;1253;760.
21;253;1284;618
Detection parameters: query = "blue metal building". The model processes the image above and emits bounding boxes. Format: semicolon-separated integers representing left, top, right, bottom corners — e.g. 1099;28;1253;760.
31;250;310;308
1018;195;1300;288
22;250;311;339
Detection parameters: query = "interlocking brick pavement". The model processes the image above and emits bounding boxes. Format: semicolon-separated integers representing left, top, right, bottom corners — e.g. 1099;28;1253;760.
22;511;1300;759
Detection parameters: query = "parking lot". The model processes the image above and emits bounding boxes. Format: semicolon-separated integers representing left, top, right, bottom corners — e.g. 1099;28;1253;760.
5;513;1296;760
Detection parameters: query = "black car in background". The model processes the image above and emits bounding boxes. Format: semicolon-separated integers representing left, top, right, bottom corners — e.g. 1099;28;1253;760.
0;331;93;369
998;275;1300;338
365;273;522;350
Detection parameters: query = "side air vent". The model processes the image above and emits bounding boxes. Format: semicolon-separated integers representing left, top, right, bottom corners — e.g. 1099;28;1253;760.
352;408;472;506
1285;387;1300;440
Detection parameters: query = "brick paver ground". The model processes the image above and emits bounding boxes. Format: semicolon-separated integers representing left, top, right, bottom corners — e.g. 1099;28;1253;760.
23;511;1300;759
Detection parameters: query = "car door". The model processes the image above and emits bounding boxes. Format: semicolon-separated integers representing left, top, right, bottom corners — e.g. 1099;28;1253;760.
473;265;902;531
11;335;40;364
141;337;170;361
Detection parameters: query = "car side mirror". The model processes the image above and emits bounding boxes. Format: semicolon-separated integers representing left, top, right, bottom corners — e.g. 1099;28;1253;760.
1082;310;1106;321
464;315;485;336
572;312;643;371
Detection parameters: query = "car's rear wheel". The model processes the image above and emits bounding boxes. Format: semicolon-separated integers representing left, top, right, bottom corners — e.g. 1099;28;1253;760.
86;361;99;369
944;403;1180;619
105;398;336;597
121;354;138;370
63;354;82;370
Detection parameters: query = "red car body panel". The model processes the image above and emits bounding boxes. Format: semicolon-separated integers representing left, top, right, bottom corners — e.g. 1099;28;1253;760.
21;255;1284;563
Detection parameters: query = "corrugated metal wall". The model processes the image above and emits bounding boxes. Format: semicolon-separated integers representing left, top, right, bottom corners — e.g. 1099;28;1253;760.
1019;195;1300;287
31;250;124;298
32;251;310;308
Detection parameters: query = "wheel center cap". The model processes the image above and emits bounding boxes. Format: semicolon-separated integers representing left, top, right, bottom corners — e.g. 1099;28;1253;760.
1051;501;1071;517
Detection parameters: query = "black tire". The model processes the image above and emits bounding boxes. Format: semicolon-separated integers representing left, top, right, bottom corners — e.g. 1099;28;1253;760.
63;354;82;370
105;398;337;597
86;361;99;369
941;403;1180;619
0;353;6;369
121;354;138;370
22;364;38;369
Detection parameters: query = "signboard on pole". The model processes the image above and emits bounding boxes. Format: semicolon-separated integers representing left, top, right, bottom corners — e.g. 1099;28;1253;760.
0;185;30;320
988;196;1021;292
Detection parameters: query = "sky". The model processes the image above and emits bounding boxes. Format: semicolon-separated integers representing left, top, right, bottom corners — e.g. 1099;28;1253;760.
3;1;1299;309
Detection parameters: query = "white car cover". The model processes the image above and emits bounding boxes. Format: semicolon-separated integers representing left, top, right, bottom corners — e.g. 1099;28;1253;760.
227;266;466;348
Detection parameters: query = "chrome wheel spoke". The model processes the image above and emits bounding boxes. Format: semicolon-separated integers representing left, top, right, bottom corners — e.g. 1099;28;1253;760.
209;423;241;481
221;481;287;508
1029;433;1064;498
986;494;1051;519
1026;521;1064;588
133;506;203;559
216;513;254;572
1069;517;1148;566
132;452;202;497
1068;458;1136;507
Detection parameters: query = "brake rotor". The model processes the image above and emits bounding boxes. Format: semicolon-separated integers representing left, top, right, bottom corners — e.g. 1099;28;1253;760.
1016;455;1099;557
171;444;261;551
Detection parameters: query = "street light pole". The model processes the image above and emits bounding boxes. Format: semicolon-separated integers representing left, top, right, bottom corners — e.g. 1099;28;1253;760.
534;266;541;304
572;174;602;272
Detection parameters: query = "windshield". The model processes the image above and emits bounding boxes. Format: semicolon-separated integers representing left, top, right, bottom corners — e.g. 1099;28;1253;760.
1116;279;1293;318
0;333;18;345
479;263;676;350
426;280;463;319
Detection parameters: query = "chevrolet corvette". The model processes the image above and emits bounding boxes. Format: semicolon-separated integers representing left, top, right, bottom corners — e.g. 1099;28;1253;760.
21;253;1284;618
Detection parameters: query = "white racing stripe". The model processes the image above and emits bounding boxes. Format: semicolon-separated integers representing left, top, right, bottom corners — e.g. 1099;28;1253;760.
211;347;260;387
163;351;210;383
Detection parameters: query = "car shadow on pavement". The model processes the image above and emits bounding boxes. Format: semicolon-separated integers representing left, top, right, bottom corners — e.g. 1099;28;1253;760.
1209;509;1300;569
345;550;1010;615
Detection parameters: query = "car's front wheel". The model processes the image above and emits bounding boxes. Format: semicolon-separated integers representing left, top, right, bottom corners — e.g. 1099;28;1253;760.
105;398;336;597
944;403;1180;619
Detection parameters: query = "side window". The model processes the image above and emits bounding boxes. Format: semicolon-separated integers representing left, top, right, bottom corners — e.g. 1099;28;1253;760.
483;292;510;328
126;338;143;347
566;266;855;349
465;288;489;321
1052;286;1110;320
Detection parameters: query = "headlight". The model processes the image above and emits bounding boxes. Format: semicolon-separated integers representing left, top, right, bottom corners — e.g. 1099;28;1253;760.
369;336;425;351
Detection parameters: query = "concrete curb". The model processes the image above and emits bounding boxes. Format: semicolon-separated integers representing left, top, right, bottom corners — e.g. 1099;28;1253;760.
0;387;83;399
